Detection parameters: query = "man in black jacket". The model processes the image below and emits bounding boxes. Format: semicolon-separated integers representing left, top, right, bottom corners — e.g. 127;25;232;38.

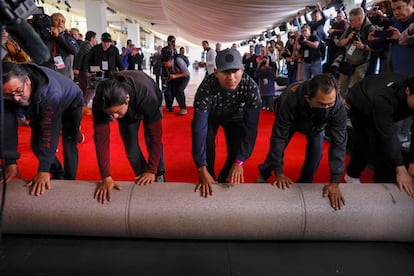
87;32;124;79
258;74;348;210
345;73;414;197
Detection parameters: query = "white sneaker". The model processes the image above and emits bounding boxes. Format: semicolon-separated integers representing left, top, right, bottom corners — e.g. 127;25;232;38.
344;173;360;184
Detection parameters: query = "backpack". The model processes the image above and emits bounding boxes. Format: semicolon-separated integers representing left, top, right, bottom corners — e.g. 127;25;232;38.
174;54;190;67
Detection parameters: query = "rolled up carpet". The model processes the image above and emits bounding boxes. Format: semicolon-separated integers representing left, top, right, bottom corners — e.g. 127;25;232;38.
1;180;413;241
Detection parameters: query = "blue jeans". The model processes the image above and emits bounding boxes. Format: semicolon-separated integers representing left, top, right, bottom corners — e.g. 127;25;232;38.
303;60;322;81
259;131;324;183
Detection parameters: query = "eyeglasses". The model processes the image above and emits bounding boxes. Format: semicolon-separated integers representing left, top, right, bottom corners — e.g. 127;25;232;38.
4;81;26;100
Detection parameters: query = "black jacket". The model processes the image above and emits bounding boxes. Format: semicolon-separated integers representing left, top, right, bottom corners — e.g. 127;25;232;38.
346;72;412;167
270;81;348;182
87;44;124;78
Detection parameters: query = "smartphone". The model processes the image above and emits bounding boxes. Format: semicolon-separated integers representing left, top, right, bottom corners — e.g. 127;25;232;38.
374;29;393;39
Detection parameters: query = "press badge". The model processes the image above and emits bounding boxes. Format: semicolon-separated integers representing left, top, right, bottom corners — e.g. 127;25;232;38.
53;56;65;69
135;63;138;70
304;50;309;58
102;61;109;70
263;78;268;85
347;45;356;56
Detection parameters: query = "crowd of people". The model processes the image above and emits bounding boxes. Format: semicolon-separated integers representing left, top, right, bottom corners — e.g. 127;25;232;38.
1;0;414;210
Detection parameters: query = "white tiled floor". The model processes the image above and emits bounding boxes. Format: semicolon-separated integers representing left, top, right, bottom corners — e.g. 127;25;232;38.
144;68;206;108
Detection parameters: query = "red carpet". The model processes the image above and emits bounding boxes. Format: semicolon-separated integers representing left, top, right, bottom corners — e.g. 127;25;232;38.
15;107;373;183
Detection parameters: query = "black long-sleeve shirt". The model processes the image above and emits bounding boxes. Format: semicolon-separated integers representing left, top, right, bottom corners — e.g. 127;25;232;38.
192;73;261;168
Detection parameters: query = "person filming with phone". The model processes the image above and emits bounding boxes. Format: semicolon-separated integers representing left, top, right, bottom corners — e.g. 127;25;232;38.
368;0;414;75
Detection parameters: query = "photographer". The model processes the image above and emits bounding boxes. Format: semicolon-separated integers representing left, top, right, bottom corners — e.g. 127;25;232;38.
337;7;374;99
388;0;414;75
298;25;322;81
304;2;328;42
327;10;348;65
366;1;393;74
378;0;414;143
35;13;79;80
255;56;276;111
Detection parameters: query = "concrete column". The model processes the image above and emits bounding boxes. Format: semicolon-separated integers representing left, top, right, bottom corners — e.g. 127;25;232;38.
127;23;140;47
85;0;108;41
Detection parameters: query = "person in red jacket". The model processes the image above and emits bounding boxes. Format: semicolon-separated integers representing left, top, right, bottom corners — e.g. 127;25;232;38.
92;70;165;204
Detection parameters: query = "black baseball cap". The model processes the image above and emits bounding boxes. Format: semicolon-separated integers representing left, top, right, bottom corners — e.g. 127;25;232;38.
101;32;112;42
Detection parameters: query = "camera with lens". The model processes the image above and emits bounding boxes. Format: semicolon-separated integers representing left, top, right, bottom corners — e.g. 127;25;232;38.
31;13;51;40
352;32;360;42
368;12;392;29
298;34;305;43
260;56;268;66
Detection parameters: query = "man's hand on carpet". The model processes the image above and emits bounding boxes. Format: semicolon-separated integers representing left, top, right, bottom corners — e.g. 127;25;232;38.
95;176;122;204
135;172;155;186
322;183;345;210
195;166;215;198
273;173;293;190
229;163;244;184
26;172;51;196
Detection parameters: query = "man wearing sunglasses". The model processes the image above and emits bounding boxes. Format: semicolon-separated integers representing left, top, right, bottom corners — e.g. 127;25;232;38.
1;62;83;196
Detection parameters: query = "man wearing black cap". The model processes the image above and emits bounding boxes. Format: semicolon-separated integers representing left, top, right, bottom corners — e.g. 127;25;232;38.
191;48;262;197
87;32;124;79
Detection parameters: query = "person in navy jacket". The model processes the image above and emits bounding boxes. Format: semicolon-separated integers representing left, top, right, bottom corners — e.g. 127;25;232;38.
1;62;83;195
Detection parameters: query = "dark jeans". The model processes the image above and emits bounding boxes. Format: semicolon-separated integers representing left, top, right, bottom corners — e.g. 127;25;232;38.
162;77;173;111
171;76;190;110
205;116;244;181
259;129;324;183
118;113;165;177
53;104;82;179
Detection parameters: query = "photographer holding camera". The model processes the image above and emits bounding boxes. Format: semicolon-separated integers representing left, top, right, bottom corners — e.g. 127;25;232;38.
255;55;276;111
388;0;414;75
298;24;322;81
337;7;374;99
36;13;79;80
370;0;414;143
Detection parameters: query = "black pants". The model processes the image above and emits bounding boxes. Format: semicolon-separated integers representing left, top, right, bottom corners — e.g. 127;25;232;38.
205;116;244;181
346;108;394;182
118;113;165;176
171;76;190;110
3;100;82;180
52;104;82;179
